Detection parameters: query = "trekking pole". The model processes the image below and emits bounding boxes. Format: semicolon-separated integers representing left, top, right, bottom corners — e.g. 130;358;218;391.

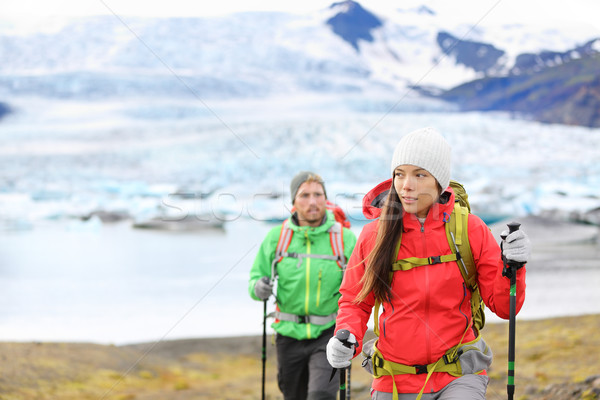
262;259;279;400
336;329;353;400
501;222;524;400
261;299;267;400
346;354;352;400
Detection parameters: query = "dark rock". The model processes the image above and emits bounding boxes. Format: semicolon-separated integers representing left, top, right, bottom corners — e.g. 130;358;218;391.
436;31;505;73
0;102;11;120
326;0;382;51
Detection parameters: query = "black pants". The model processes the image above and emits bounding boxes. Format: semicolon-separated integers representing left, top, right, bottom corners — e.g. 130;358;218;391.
276;326;338;400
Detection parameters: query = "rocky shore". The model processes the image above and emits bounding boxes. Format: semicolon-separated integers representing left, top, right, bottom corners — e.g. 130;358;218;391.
0;314;598;399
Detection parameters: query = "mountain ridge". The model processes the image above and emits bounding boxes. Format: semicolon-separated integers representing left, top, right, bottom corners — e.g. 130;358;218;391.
440;50;600;127
1;1;599;126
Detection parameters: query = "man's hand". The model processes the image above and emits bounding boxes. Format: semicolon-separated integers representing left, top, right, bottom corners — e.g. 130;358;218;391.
254;277;273;300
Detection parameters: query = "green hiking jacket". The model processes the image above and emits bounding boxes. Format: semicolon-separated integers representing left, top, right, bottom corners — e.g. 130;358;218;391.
249;210;357;340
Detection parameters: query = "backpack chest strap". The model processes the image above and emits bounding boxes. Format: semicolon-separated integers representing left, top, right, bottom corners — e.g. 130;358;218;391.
280;252;343;268
392;253;459;271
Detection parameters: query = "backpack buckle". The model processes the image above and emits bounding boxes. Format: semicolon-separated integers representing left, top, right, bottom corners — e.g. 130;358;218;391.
297;315;308;323
429;256;442;265
414;364;428;374
443;353;459;365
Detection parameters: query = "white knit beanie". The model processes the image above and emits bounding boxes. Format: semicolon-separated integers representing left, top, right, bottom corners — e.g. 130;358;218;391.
390;127;451;190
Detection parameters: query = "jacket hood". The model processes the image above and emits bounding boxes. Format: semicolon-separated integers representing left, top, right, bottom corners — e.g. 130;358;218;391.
362;178;455;220
362;178;393;220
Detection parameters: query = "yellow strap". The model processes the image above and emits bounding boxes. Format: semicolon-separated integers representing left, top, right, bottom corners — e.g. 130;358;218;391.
391;254;458;271
372;352;462;376
371;320;481;399
371;346;455;400
447;316;471;366
454;203;463;246
392;257;429;270
415;358;442;400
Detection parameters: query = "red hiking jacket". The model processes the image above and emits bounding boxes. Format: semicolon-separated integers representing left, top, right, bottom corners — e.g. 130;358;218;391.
336;179;526;394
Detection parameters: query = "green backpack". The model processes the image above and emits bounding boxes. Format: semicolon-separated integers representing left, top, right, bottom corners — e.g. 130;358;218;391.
374;180;485;335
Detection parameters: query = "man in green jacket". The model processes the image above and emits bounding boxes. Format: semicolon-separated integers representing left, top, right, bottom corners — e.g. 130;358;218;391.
249;171;357;400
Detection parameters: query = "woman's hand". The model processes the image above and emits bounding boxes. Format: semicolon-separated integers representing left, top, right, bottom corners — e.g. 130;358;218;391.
326;332;357;368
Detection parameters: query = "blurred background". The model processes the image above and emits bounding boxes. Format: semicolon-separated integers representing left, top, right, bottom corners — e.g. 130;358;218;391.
0;0;599;344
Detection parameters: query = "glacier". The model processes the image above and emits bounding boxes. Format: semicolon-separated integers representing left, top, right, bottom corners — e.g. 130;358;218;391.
0;96;599;229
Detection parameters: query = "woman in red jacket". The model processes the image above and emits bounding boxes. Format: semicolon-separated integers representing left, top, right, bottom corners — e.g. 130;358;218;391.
326;127;530;400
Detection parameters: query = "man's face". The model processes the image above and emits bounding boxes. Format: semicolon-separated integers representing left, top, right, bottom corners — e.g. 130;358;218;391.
293;181;327;227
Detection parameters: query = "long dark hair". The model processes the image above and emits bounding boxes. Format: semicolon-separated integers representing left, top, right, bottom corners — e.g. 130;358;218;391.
356;183;404;303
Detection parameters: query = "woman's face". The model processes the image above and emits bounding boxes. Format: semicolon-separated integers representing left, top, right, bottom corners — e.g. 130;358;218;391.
393;164;440;218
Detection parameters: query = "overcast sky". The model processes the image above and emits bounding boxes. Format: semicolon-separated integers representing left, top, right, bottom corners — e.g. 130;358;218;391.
6;0;338;18
1;0;599;32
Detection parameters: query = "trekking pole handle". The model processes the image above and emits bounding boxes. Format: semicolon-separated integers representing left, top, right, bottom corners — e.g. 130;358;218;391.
508;221;521;234
336;329;353;349
501;222;521;240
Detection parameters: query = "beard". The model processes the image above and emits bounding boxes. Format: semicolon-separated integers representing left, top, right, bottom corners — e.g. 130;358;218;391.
297;207;325;226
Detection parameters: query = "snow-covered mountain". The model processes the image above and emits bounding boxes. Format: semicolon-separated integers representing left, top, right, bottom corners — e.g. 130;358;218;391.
1;1;599;105
0;6;598;232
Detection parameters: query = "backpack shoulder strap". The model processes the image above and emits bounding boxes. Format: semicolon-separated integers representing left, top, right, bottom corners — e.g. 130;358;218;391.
328;221;346;269
274;219;294;264
445;202;476;290
446;202;486;332
271;220;294;280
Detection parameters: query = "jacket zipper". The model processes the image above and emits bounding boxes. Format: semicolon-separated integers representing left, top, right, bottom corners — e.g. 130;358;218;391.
304;230;312;338
421;221;433;364
316;269;322;307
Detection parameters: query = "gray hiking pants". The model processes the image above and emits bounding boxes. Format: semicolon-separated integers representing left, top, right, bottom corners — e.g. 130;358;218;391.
371;374;489;400
276;326;338;400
